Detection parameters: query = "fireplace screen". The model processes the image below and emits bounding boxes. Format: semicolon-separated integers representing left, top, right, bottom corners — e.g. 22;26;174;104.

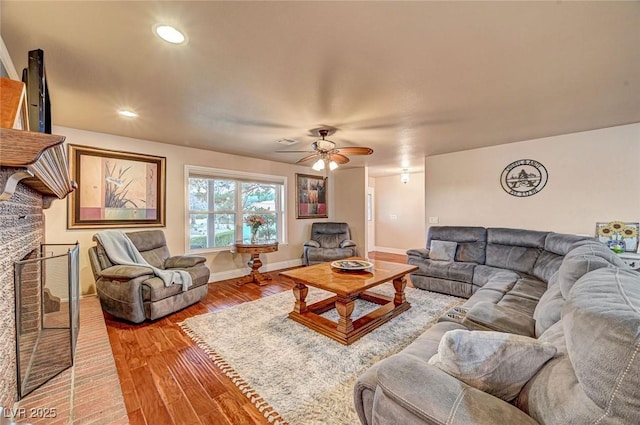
14;243;79;399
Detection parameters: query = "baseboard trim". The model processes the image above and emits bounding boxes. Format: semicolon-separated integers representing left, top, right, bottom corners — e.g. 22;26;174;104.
210;258;303;282
372;246;408;255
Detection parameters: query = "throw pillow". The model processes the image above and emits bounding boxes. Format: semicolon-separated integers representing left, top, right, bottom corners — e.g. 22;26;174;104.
429;240;457;261
428;329;556;401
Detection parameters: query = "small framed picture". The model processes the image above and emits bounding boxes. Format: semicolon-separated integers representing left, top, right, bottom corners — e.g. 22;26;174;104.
296;173;327;219
595;221;639;253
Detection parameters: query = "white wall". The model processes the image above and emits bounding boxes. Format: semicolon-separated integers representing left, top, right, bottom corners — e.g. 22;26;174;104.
332;167;368;256
425;123;640;235
45;126;338;295
374;172;426;252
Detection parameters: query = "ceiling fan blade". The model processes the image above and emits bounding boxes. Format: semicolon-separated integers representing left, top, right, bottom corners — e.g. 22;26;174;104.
334;147;374;155
329;153;350;164
296;153;321;164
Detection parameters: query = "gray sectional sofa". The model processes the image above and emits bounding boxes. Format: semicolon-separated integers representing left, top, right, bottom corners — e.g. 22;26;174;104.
355;226;640;425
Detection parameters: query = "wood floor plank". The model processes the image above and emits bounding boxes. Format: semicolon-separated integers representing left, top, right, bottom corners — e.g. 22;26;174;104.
129;364;175;425
162;348;221;417
106;252;404;424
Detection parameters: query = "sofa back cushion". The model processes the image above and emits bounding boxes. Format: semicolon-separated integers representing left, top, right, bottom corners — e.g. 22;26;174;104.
426;226;487;264
557;242;627;299
485;228;547;274
517;268;640;424
531;233;594;282
126;230;171;269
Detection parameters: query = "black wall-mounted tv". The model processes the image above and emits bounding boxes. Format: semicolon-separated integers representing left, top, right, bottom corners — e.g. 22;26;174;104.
22;49;51;134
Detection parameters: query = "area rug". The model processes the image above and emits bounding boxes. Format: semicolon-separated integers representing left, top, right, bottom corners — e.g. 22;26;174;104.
179;285;462;425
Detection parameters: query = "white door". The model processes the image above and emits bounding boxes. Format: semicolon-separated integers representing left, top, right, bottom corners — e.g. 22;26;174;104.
367;187;375;253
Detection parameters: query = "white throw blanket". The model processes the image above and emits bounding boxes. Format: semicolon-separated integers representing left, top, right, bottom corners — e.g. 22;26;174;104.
95;230;192;291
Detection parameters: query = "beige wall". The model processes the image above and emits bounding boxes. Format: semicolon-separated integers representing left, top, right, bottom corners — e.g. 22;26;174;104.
45;126;338;295
425;123;640;235
332;167;368;255
374;172;426;252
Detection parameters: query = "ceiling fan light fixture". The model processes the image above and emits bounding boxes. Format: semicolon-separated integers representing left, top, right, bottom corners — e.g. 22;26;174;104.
312;158;325;171
329;160;339;171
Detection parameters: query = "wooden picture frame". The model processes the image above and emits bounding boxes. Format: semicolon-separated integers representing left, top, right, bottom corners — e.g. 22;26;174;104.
68;145;166;229
296;173;327;219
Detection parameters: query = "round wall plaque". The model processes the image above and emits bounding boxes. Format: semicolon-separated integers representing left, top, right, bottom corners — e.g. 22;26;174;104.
500;159;548;197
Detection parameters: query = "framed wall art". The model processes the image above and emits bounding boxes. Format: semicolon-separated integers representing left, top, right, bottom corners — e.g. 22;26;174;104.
296;173;327;219
68;145;166;229
595;221;639;253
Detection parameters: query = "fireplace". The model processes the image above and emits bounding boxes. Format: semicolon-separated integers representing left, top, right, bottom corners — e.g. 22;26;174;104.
14;243;79;399
1;128;75;409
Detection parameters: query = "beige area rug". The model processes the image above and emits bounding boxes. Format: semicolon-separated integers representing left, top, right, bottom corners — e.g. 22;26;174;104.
179;285;461;425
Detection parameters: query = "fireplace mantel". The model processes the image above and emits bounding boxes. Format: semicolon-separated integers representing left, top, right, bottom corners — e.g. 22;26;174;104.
0;128;76;207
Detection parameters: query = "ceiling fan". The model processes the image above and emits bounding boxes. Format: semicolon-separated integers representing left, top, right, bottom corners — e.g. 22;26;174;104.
276;129;374;171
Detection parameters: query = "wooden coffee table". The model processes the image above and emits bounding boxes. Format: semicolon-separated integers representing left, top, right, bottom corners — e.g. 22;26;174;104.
279;258;418;345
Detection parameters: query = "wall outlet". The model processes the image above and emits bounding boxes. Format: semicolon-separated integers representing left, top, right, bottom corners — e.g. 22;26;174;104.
428;216;439;224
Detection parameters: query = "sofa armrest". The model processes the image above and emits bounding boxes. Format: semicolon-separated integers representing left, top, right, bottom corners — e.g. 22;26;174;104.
164;255;206;269
376;355;540;425
340;239;357;248
303;240;321;248
407;248;430;259
100;265;153;280
462;302;536;337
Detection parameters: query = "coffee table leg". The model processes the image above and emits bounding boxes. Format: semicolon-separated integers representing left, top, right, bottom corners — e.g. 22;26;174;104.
393;276;407;306
336;296;355;334
293;282;308;313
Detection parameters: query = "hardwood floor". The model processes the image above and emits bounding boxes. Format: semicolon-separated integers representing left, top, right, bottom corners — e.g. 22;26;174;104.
105;252;407;425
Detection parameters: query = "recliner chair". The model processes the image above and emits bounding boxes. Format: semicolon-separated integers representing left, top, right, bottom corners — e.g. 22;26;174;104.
302;222;358;266
88;230;210;323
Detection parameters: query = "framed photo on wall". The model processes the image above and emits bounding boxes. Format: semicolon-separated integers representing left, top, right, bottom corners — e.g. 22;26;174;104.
595;221;639;253
296;173;327;219
68;145;166;229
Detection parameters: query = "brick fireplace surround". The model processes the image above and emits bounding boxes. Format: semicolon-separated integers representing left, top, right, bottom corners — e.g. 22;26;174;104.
0;168;127;423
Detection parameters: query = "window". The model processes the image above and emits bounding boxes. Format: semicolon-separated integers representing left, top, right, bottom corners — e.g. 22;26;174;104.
186;166;287;251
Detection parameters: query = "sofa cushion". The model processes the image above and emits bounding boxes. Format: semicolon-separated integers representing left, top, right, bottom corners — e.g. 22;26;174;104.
429;240;457;261
427;226;487;264
485;228;547;274
141;265;209;302
532;283;564;337
543;232;595;256
409;258;476;284
305;246;357;264
127;230;171;268
531;250;563;283
563;268;640;422
508;277;547;302
471;265;520;290
558;242;627;298
517;268;640;424
428;329;556;401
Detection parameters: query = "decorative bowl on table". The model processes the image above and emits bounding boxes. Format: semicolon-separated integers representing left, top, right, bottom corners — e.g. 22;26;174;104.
330;260;373;271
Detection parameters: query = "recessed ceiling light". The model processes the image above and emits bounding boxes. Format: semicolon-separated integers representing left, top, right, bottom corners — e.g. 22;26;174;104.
118;109;138;118
154;24;186;44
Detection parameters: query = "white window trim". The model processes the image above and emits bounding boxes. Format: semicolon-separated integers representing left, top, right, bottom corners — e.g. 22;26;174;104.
184;165;288;253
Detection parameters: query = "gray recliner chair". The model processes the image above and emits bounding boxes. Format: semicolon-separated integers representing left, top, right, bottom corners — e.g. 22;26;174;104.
88;230;210;323
302;222;358;266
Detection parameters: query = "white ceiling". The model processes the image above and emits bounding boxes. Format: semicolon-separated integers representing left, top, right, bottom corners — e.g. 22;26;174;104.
2;1;639;177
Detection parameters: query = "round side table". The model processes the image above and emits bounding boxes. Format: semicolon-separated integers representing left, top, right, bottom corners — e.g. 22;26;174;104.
235;241;279;285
